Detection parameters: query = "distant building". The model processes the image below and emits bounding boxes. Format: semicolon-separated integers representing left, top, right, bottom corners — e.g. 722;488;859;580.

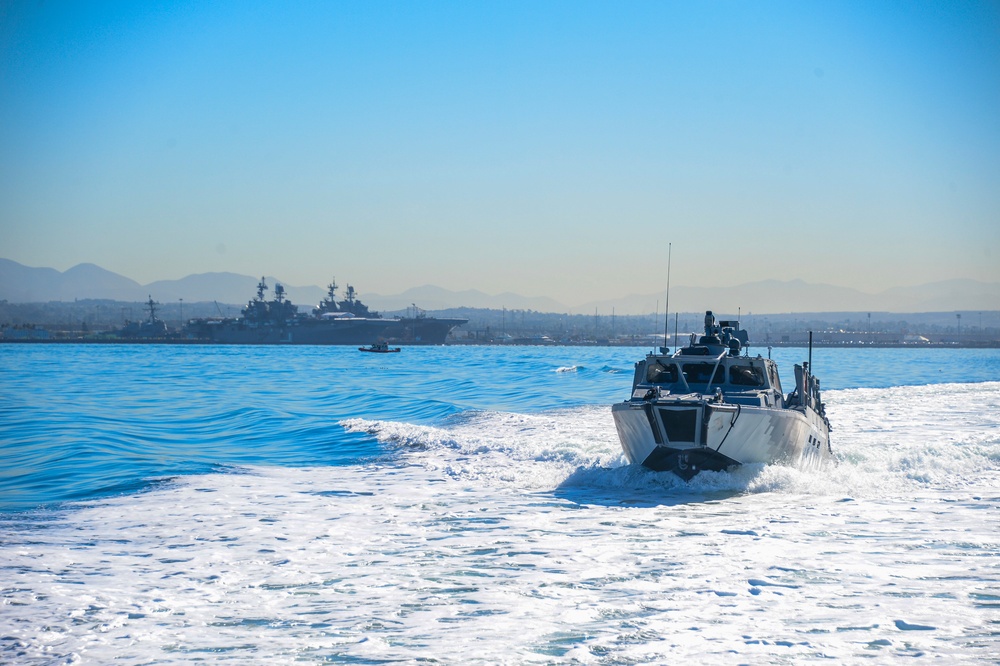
1;325;51;340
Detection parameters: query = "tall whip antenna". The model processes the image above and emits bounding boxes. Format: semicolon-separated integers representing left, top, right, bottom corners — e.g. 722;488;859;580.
663;242;671;349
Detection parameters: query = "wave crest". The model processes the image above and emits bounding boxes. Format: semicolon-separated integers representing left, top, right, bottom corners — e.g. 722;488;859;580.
341;382;1000;500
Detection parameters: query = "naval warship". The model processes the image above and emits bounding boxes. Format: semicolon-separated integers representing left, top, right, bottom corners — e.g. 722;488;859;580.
185;278;466;345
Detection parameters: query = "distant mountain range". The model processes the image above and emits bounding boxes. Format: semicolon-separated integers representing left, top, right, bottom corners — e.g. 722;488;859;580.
1;258;997;314
0;260;328;308
585;278;1000;316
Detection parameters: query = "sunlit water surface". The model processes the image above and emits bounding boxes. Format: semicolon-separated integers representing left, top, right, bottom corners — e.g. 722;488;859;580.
2;345;999;664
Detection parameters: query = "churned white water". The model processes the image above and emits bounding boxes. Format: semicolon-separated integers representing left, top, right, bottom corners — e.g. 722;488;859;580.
2;381;999;664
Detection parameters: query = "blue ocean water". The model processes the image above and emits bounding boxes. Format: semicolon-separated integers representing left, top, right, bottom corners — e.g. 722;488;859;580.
2;344;999;663
2;344;997;512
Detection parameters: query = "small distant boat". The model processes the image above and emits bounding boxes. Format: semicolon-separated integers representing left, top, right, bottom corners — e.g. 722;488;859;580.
612;310;832;480
358;341;401;353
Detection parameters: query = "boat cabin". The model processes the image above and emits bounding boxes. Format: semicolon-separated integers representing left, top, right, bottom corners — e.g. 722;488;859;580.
632;354;785;406
629;313;788;408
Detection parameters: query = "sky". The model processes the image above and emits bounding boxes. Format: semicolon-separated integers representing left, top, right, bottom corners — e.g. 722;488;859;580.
2;0;999;308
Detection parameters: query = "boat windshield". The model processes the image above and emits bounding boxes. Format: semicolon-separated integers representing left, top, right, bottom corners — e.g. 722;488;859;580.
646;361;678;384
645;360;769;390
682;362;725;386
729;365;766;387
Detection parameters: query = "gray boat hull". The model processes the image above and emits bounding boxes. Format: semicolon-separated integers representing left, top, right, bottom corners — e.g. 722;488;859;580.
187;316;467;345
612;397;832;479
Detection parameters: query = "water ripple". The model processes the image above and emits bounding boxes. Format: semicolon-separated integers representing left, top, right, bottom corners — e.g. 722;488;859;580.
2;345;1000;513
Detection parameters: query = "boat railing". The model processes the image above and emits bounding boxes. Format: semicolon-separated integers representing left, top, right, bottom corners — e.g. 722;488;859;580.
641;350;730;396
702;351;729;395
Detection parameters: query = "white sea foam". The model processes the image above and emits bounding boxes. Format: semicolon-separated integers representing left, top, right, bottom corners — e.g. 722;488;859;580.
2;383;999;664
343;382;1000;499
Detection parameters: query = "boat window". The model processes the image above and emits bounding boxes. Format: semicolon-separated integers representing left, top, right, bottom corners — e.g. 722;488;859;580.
646;361;678;384
682;363;725;385
768;365;782;394
730;365;766;387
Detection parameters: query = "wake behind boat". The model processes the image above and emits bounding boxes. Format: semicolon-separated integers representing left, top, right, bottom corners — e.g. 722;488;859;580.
612;311;832;479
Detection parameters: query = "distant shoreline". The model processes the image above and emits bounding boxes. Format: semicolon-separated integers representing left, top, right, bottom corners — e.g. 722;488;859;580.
2;338;997;349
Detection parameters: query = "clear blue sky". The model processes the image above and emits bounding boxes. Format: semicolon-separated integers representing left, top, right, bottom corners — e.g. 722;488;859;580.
2;0;998;307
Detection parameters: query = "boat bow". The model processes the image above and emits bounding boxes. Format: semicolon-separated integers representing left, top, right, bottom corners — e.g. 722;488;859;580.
612;311;833;479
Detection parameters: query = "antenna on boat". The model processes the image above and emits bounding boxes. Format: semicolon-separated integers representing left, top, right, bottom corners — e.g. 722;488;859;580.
808;331;813;375
662;242;671;351
673;312;679;354
653;300;659;353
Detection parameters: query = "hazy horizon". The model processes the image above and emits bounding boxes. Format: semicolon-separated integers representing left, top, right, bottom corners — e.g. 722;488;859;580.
4;256;998;316
3;2;999;305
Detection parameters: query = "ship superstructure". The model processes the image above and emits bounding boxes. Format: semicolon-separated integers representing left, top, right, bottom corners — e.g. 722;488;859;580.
185;277;466;345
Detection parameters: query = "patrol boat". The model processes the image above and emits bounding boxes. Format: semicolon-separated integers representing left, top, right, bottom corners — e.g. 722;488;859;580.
612;311;832;479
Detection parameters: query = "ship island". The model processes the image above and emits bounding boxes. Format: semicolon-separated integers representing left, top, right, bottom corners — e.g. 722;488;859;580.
184;278;467;345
